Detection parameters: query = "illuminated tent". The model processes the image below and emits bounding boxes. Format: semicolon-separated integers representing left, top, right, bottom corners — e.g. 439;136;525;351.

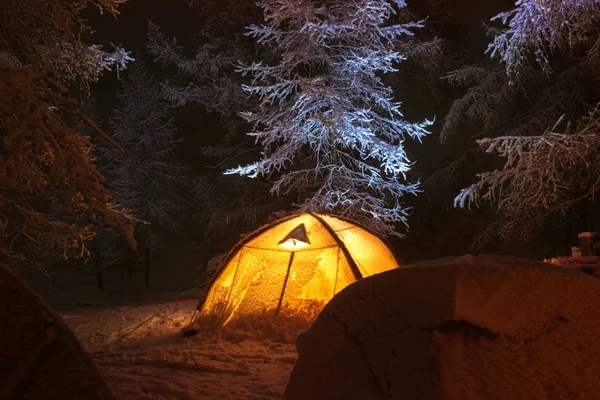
195;212;399;326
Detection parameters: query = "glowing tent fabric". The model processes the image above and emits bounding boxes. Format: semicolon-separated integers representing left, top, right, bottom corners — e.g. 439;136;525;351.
196;213;399;326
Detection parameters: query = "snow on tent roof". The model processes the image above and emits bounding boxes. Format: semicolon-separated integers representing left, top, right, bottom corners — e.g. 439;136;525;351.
284;255;600;400
0;263;114;399
194;212;399;326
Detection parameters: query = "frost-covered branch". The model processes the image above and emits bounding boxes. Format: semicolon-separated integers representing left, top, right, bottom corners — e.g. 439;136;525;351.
146;16;257;124
487;0;600;77
0;64;137;262
51;42;133;89
455;108;600;221
0;0;133;90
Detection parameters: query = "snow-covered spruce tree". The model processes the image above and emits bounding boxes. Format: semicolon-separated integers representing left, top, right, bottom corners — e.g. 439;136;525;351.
105;60;188;285
147;21;246;122
146;0;262;126
69;99;125;290
455;109;600;241
454;0;600;243
227;0;432;236
441;0;600;146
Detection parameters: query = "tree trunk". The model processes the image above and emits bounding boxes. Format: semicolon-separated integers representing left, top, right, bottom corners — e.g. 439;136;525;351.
95;269;104;292
90;241;104;292
564;216;573;257
128;267;133;292
144;248;151;288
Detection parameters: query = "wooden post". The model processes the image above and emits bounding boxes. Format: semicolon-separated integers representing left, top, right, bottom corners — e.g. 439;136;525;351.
579;233;592;256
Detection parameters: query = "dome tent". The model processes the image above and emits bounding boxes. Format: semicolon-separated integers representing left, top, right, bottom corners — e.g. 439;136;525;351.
0;263;114;399
194;212;399;326
284;255;600;400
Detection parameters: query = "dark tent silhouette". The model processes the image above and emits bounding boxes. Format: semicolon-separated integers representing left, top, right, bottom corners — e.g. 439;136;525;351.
0;263;114;399
285;255;600;400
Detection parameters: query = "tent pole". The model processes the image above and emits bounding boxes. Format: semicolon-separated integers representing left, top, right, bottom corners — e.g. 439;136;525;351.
188;310;197;325
275;252;295;316
332;247;340;295
308;212;363;280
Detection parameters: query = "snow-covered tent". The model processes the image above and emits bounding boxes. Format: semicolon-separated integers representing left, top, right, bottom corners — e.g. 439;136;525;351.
194;212;399;326
284;255;600;400
0;263;114;399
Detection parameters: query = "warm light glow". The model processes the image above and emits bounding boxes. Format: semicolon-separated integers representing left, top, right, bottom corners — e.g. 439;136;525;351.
278;237;310;250
278;223;311;249
199;213;400;326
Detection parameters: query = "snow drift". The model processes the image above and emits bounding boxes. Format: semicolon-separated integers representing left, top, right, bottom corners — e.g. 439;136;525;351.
284;255;600;400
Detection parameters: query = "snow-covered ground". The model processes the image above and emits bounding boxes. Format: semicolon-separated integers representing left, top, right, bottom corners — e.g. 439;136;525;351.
63;300;298;399
17;238;301;399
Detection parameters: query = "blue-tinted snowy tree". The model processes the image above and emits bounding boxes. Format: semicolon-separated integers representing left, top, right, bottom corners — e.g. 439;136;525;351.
487;0;600;79
104;60;188;287
228;0;433;236
440;0;600;149
453;0;600;244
